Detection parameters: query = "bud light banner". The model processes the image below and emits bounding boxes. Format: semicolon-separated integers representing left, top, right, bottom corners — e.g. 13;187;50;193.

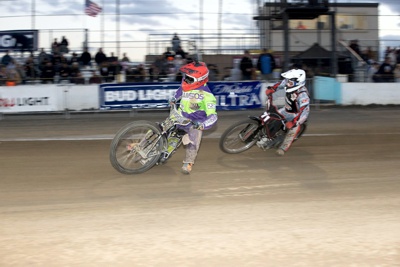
99;81;262;110
0;30;38;52
99;83;179;109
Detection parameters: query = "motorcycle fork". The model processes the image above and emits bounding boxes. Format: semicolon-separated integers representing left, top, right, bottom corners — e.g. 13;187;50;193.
158;130;183;164
239;123;262;142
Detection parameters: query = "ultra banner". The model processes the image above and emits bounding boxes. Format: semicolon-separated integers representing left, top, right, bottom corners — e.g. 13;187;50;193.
99;81;262;110
0;30;39;52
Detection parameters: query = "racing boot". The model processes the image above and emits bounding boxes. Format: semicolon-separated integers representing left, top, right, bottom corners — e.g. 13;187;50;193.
181;163;193;175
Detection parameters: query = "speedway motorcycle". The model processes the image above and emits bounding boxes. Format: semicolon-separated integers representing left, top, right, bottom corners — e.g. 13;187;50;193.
219;92;307;154
109;103;192;174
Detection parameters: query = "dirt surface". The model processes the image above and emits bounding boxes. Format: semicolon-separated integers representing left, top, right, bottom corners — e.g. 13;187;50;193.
1;107;400;267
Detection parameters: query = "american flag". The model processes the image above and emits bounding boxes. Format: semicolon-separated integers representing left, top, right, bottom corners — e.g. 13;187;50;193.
85;0;102;17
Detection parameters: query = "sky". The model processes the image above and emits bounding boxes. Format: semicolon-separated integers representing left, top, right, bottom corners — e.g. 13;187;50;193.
0;0;399;62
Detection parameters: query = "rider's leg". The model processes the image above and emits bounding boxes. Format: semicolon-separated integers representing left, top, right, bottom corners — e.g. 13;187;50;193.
182;128;203;174
277;124;301;156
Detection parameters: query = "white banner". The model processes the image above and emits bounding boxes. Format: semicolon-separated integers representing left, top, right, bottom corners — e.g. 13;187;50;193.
0;86;59;113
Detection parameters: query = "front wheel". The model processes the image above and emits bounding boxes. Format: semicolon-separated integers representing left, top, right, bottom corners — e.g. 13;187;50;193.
109;121;166;174
219;118;262;154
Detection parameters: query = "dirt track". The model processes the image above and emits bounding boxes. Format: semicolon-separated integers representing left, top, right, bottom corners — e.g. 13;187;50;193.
1;107;400;267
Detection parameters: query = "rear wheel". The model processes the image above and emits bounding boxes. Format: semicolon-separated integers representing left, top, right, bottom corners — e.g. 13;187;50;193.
109;121;165;174
219;119;262;154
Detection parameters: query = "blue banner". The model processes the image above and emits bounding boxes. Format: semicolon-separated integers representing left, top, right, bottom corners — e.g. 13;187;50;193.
99;81;262;110
209;81;262;110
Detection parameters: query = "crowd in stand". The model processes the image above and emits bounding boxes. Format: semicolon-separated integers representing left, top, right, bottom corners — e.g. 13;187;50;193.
0;33;216;86
348;40;400;82
2;33;400;86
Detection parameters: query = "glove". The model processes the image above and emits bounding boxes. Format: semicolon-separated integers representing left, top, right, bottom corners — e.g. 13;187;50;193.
192;121;204;130
285;121;297;130
260;111;270;122
265;89;275;96
169;97;177;105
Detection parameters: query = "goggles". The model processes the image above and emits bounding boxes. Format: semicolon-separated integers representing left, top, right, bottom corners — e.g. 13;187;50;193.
183;74;197;84
285;78;298;88
183;72;208;84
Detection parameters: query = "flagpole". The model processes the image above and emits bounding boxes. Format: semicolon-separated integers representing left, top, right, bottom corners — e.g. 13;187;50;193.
116;0;120;58
101;0;104;48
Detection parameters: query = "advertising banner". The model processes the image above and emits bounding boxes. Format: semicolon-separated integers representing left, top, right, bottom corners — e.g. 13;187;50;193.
0;30;39;52
209;81;262;110
99;81;263;110
0;86;59;113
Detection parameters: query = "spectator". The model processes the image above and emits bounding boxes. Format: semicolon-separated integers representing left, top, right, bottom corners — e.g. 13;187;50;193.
126;64;146;82
69;62;84;84
107;52;120;81
40;61;56;83
38;48;50;66
387;48;397;66
125;66;136;82
208;64;219;81
89;70;102;84
153;54;168;81
367;61;379;82
175;46;186;59
72;72;85;84
257;48;276;81
59;54;69;65
349;39;361;57
163;48;174;61
79;48;92;67
394;64;400;83
51;52;62;72
230;62;242;81
360;47;374;63
373;57;394;82
384;46;392;58
135;64;146;82
239;50;254;80
296;21;307;29
95;48;107;68
1;50;13;66
69;52;80;66
59;36;69;54
6;60;23;85
51;38;59;54
24;55;38;81
172;55;185;81
121;53;130;62
59;62;71;83
99;62;112;82
396;49;400;64
0;65;7;85
171;33;181;53
148;63;156;82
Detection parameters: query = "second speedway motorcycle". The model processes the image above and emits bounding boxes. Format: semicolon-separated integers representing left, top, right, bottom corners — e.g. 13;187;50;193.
219;93;307;154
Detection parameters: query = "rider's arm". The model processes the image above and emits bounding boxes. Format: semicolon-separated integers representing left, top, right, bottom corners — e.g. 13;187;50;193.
173;86;183;100
296;92;310;125
265;80;284;95
201;91;218;130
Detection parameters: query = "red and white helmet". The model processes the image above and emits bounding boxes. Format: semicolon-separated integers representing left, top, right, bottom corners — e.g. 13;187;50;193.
179;60;209;91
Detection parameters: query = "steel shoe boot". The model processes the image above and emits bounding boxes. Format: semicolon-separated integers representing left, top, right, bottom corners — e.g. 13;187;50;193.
181;163;193;174
276;148;285;156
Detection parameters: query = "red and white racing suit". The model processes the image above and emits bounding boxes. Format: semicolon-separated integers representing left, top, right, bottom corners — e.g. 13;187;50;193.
270;81;310;152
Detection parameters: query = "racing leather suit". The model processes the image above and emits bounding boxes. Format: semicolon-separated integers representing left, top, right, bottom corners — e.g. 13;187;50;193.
173;84;218;164
270;80;310;152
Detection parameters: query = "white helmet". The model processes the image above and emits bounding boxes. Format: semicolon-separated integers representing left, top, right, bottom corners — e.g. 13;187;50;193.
281;69;306;93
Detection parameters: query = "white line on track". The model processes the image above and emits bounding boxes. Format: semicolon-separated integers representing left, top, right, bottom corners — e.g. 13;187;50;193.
0;132;400;142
